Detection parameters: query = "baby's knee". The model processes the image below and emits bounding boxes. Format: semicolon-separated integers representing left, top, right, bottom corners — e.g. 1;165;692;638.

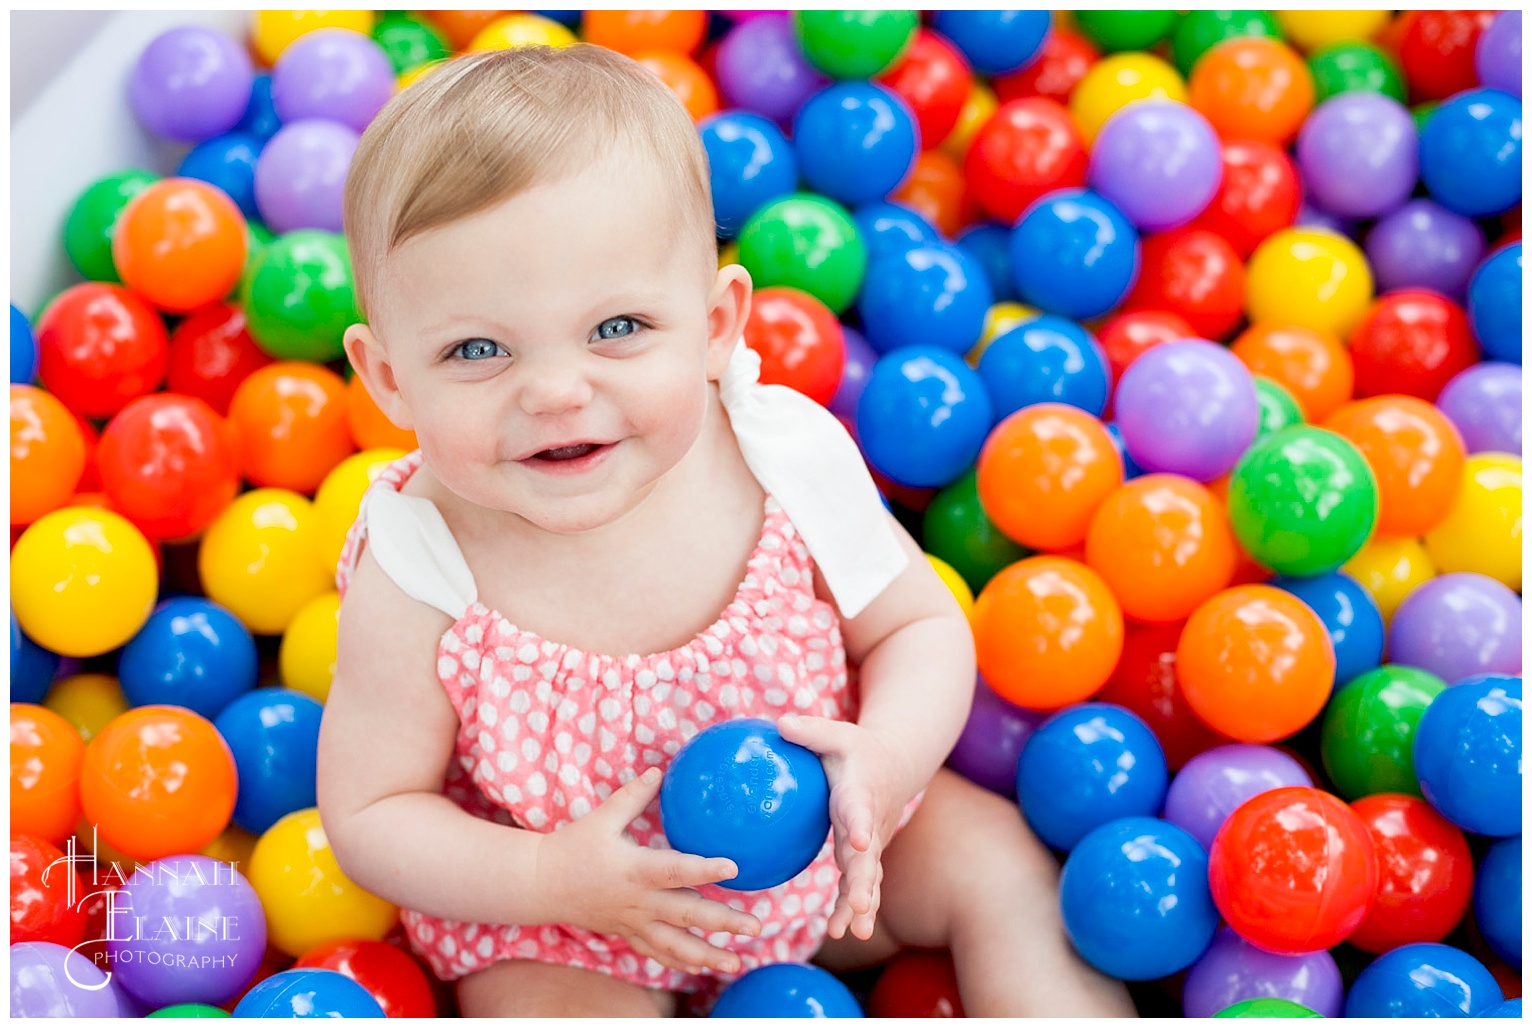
922;769;1059;877
456;960;676;1017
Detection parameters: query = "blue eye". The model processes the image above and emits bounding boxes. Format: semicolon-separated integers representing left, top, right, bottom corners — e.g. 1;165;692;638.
453;339;503;361
596;317;638;340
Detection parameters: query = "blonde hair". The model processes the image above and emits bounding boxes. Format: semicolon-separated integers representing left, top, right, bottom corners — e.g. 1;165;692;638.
344;44;716;320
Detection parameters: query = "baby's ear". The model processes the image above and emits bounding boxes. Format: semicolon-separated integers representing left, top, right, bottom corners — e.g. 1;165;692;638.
344;323;415;431
705;262;752;382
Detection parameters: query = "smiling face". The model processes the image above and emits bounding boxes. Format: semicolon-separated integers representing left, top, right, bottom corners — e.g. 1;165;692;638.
346;154;747;536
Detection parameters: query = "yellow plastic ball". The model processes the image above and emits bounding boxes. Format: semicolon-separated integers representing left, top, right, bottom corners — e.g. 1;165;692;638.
941;81;998;161
199;489;332;637
314;448;407;576
202;823;260;870
927;554;974;621
1245;228;1375;341
251;10;377;66
248;807;399;957
1343;534;1437;625
11;507;158;658
719;242;740;269
1275;10;1391;53
280;591;341;704
468;13;577;51
967;302;1041;366
1423;453;1522;592
398;58;445;91
1069;53;1188;145
43;675;128;744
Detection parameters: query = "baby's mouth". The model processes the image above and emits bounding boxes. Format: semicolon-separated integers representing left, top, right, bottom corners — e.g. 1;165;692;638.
536;443;601;461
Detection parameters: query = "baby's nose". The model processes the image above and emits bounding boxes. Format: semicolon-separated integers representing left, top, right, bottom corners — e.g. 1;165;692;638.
518;363;595;415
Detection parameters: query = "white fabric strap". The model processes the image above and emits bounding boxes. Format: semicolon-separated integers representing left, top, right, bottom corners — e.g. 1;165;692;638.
363;489;479;621
719;338;909;619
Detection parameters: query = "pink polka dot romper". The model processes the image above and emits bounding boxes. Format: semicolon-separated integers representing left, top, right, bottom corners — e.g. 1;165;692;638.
334;450;861;993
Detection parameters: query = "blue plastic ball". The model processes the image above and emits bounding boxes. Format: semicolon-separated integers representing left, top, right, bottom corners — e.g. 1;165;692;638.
1468;243;1523;364
793;82;918;207
1344;943;1504;1018
1474;836;1521;968
858;243;993;356
956;222;1018;303
931;10;1051;75
853;200;941;267
1419;88;1523;218
531;10;582;27
234;74;281;143
232;968;385;1018
11;608;59;705
11;303;36;384
1059;816;1219;981
699;111;799;239
1272;571;1385;688
1480;998;1524;1018
1010;190;1140;320
117;597;259;720
976;314;1111;419
1412;674;1522;838
1016;703;1169;852
177;132;264;221
213;687;324;835
1105;422;1145;480
710;963;863;1018
660;718;831;892
855;346;994;488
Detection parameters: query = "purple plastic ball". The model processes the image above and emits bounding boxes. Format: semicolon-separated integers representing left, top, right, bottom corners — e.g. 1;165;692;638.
107;855;267;1009
9;942;126;1017
1365;199;1487;300
1296;92;1418;219
1389;573;1522;685
828;326;876;422
715;14;831;127
1162;744;1313;852
253;118;359;234
1088;101;1223;232
129;25;254;143
1183;927;1345;1018
1436;362;1521;455
1114;339;1260;482
271;28;394;134
945;677;1045;799
1476;10;1522;98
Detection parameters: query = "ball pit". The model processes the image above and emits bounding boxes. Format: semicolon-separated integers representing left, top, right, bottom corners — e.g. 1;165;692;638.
9;8;1525;1019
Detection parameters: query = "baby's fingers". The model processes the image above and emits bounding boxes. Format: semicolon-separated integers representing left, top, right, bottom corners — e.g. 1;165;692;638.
594;767;665;832
639;921;743;976
641;849;740;891
656;889;762;939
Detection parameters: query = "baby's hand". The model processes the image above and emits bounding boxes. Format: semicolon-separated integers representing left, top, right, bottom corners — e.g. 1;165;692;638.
534;767;762;976
775;714;919;942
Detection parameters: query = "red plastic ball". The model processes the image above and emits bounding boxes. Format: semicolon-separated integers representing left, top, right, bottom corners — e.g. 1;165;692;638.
1095;309;1196;391
1347;793;1474;955
964;97;1088;224
741;286;846;407
867;949;965;1017
10;834;88;948
35;283;169;419
295;939;437;1018
1398;10;1498;102
1122;229;1247;343
73;884;118;972
96;394;241;541
1209;786;1378;955
992;25;1099;106
166;302;276;416
72;413;101;493
1348;289;1479;402
1190;140;1301;260
878;29;973;151
1096;621;1229;771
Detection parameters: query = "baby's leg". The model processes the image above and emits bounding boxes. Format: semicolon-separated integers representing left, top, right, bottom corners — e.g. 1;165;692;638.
818;768;1136;1017
456;959;678;1017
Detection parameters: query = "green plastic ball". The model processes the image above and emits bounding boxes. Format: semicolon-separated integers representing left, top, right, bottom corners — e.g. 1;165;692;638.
922;468;1031;595
1320;664;1447;800
1214;997;1324;1018
1226;426;1379;577
1073;10;1179;53
1172;10;1282;76
736;193;866;315
1253;376;1305;439
1307;42;1406;104
63;168;160;283
239;230;361;363
373;13;448;75
793;10;919;80
148;1003;231;1018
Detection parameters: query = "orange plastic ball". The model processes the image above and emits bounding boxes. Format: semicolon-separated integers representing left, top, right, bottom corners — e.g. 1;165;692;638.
228;362;356;494
112;178;247;314
345;374;418;452
1324;396;1468;537
11;705;87;847
425;10;509;50
1189;37;1315;147
891;148;975;238
79;705;237;862
632;50;719;121
1085;474;1238;624
1231;322;1355;422
1178;585;1335;743
971;556;1125;711
11;385;87;527
976;403;1124;552
582;9;707;56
